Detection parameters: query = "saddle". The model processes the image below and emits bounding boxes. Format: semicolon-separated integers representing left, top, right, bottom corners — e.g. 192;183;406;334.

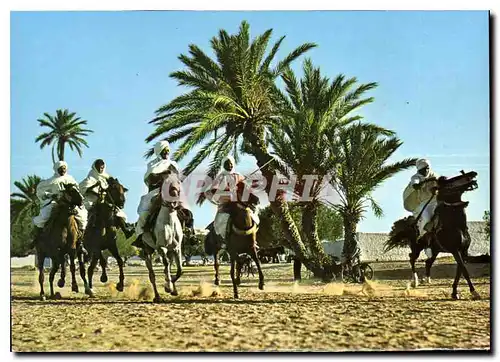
143;195;194;236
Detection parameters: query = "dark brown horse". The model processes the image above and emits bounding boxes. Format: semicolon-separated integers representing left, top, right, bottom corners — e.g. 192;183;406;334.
35;183;87;300
385;171;480;300
83;177;129;297
220;181;264;299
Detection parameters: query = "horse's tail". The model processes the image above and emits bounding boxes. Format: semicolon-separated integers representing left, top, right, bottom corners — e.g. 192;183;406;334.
384;216;417;253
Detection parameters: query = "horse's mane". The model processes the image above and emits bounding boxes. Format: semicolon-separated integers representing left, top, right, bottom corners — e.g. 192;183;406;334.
383;216;416;253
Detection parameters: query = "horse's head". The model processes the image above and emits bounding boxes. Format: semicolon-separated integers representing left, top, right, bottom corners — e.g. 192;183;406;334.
61;183;84;207
161;173;182;209
436;171;478;204
107;177;128;209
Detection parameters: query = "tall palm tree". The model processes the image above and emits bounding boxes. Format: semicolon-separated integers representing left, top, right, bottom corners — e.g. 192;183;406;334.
269;59;377;270
326;123;417;259
35;109;93;162
146;21;317;270
10;174;41;226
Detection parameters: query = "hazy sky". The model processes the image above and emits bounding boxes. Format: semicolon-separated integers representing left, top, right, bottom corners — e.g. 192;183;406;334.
10;10;490;234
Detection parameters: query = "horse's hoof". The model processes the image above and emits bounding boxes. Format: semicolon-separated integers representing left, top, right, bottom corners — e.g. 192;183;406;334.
40;294;46;301
170;290;178;296
86;288;95;298
471;291;481;300
153;296;163;303
410;280;418;288
100;274;108;283
54;292;62;300
57;279;65;288
258;283;265;291
214;279;220;286
165;285;172;293
451;293;460;300
72;284;79;293
116;282;124;292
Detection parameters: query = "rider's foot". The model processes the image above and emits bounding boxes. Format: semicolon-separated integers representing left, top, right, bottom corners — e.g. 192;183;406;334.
424;248;433;258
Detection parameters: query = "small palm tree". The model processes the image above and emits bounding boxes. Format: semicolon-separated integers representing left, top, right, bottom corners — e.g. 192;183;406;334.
146;21;317;269
35;109;93;162
326;123;417;259
269;59;377;266
10;175;42;226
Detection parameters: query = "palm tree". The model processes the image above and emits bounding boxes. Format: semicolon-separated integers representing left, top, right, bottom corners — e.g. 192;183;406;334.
269;59;377;270
10;174;42;226
35;109;93;162
146;21;317;269
326;123;417;259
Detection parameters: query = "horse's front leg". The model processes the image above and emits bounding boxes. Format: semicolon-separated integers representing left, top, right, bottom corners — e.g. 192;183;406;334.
77;248;91;295
57;255;66;288
250;246;265;291
424;253;437;285
49;259;61;299
409;245;421;288
37;251;46;300
144;250;162;302
230;255;239;299
86;252;99;297
99;250;108;283
453;250;480;300
160;248;173;295
108;238;125;292
69;250;79;293
214;250;220;286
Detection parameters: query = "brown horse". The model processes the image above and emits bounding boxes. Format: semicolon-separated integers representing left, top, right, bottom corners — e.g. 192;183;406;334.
223;182;264;299
83;177;129;297
35;183;87;300
385;171;480;300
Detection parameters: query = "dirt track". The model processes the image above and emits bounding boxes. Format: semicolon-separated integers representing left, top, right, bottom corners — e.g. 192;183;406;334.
11;261;490;352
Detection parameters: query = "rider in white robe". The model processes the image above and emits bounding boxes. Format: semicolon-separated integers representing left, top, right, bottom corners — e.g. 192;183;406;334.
79;159;133;238
206;156;260;241
134;140;190;245
32;161;88;243
402;158;439;257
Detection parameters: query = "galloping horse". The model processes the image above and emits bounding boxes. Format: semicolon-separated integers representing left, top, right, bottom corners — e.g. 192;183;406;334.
139;173;184;302
35;183;87;300
385;171;480;300
83;177;129;297
204;223;245;287
223;181;264;299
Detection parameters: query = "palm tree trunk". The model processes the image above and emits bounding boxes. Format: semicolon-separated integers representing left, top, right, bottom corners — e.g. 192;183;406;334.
301;202;324;258
58;140;65;161
342;213;358;259
247;131;325;277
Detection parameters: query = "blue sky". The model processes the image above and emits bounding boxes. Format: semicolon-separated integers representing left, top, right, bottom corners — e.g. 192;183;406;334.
10;10;490;233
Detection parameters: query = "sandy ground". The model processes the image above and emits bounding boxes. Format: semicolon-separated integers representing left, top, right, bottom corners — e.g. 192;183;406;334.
11;260;490;352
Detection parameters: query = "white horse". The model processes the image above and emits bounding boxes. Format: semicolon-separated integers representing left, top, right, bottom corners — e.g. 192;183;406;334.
142;174;184;302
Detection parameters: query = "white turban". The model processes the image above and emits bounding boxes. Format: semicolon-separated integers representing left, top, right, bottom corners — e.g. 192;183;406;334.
53;160;68;174
154;141;170;158
416;158;430;171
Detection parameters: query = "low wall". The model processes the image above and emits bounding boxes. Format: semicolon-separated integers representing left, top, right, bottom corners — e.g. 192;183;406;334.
358;221;490;262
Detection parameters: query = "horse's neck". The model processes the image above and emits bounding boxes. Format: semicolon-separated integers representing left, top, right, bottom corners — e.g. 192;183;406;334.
232;204;253;229
439;205;467;230
157;205;177;226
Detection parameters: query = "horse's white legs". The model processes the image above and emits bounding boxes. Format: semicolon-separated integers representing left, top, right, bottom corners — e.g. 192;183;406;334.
160;247;173;294
411;272;419;288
